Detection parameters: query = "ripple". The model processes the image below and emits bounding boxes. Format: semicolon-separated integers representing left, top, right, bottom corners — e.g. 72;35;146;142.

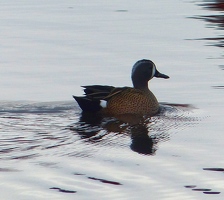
0;167;20;172
0;101;75;114
190;2;224;49
203;167;224;172
50;187;77;194
88;177;122;185
0;101;77;160
185;185;221;195
212;86;224;89
0;101;200;160
69;102;199;156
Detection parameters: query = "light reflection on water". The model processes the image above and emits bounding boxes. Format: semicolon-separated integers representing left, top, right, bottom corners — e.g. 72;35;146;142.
192;1;224;49
190;0;224;92
0;102;223;200
0;101;197;160
0;101;201;199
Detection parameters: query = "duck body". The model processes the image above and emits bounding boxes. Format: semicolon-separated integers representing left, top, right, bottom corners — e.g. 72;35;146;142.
104;87;159;116
73;59;169;116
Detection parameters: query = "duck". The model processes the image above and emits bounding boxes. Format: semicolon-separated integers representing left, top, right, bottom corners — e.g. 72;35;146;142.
73;59;169;116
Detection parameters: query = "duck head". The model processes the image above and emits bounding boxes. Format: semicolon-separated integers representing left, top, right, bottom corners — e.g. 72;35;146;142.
131;59;169;90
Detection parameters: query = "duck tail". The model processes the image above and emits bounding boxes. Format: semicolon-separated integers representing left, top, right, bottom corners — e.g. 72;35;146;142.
73;96;102;112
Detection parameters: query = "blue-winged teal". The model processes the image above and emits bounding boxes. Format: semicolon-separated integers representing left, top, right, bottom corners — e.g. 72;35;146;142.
73;59;169;116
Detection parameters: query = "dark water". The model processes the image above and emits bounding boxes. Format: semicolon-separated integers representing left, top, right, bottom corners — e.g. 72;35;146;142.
1;0;224;200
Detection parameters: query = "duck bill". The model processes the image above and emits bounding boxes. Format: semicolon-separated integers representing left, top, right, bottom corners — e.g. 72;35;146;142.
154;70;169;79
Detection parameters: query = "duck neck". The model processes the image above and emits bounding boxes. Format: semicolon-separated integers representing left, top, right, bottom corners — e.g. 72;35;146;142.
132;81;149;91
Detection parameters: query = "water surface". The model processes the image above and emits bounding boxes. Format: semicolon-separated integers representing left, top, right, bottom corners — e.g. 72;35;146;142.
0;0;224;200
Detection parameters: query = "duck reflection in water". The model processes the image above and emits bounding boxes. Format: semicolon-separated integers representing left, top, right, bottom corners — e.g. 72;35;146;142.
71;112;165;155
71;103;196;155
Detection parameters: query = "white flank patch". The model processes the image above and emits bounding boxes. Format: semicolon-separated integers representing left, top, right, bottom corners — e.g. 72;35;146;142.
100;100;107;108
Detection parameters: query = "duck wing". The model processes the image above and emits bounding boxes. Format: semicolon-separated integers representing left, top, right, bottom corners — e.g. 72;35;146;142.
103;87;131;100
82;85;132;100
73;85;132;112
82;85;115;99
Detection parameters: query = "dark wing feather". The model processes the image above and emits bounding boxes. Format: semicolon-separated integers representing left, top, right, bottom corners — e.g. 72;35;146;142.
83;85;114;94
82;85;115;99
82;85;132;101
73;96;101;112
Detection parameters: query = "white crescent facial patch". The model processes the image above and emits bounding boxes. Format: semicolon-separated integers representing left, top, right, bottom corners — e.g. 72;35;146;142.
150;64;156;79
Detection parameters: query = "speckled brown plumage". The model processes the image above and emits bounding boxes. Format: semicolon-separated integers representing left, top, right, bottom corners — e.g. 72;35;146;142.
103;88;159;116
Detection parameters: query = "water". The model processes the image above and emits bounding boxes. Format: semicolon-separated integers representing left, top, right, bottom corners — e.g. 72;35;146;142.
0;0;224;199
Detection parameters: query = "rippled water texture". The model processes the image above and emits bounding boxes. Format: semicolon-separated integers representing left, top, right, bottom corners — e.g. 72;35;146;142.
0;101;202;200
1;0;224;200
